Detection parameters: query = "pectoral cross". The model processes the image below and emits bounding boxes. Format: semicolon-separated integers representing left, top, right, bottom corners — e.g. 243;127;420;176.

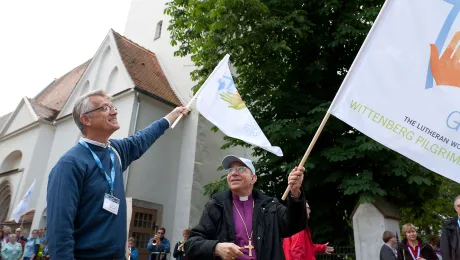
244;239;255;257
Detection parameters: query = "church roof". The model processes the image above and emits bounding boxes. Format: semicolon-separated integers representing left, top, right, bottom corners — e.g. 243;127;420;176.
27;98;59;121
34;59;91;112
112;31;182;107
16;30;181;123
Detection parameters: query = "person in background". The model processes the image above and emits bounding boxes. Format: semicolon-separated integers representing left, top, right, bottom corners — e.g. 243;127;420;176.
1;234;22;260
380;231;397;260
397;223;437;260
429;236;442;260
283;201;334;260
441;195;460;260
22;229;40;260
37;229;45;245
173;229;190;260
127;237;138;260
0;230;4;260
6;229;25;255
147;227;170;260
2;227;10;244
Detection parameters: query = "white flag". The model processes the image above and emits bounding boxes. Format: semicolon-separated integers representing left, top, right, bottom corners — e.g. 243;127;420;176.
329;0;460;183
12;179;35;223
196;54;283;156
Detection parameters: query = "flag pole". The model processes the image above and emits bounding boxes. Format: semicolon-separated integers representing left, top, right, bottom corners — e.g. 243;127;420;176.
170;54;231;129
280;0;394;201
281;112;331;200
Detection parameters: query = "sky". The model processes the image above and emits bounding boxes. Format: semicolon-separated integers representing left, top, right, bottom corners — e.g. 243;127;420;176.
0;0;132;116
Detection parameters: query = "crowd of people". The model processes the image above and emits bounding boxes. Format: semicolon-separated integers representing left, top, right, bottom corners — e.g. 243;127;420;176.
379;196;460;260
33;89;460;260
0;226;48;260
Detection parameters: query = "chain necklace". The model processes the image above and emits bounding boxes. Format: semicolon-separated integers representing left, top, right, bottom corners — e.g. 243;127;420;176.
233;199;255;257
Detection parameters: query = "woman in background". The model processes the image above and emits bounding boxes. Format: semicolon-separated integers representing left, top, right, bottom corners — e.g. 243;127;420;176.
397;223;437;260
1;234;22;260
173;229;190;260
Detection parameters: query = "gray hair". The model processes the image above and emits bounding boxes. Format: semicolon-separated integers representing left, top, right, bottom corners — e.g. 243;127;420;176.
454;195;460;205
72;89;112;134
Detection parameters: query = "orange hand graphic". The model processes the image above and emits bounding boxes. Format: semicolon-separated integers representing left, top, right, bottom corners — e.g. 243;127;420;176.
430;31;460;87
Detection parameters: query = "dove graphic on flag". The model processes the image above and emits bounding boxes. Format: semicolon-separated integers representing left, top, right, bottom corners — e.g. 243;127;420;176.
196;54;283;156
12;179;35;223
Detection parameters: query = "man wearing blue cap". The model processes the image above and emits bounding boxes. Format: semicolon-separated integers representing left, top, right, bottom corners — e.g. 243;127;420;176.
185;155;307;260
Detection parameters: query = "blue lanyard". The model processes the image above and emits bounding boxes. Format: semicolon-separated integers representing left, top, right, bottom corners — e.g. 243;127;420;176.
458;218;460;228
79;140;116;195
408;245;420;260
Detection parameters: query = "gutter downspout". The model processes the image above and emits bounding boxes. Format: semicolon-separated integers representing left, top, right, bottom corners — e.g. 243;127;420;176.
124;92;141;192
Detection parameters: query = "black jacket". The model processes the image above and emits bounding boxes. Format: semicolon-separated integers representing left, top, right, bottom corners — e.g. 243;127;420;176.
397;238;437;260
380;244;397;260
173;241;186;260
441;217;459;260
185;189;307;260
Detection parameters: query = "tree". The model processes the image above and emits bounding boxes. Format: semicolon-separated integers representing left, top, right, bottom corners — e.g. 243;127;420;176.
166;0;448;244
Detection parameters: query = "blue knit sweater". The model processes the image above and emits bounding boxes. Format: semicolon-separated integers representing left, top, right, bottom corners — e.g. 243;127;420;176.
46;118;170;260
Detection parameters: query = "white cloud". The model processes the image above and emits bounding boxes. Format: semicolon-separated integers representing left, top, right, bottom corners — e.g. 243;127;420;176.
0;0;131;116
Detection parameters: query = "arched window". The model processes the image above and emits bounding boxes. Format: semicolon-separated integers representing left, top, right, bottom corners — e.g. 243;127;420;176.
0;181;12;222
0;150;22;173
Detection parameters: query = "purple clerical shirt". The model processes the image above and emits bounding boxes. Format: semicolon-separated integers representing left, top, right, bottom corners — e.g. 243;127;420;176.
232;193;257;260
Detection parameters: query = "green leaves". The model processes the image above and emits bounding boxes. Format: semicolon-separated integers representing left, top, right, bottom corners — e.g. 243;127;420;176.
167;0;451;245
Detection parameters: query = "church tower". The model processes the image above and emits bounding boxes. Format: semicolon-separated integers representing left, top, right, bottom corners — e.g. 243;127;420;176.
124;0;196;103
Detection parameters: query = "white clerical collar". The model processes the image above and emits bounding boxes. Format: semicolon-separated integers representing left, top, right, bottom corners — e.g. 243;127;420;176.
80;137;110;148
239;196;249;201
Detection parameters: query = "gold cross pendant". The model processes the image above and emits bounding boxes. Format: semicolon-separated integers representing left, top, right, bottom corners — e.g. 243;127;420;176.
244;239;255;257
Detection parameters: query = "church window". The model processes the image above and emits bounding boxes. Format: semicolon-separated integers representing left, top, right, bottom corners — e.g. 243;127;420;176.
154;20;163;40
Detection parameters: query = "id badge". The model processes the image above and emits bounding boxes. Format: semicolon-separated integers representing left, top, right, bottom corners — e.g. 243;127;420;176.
103;193;120;215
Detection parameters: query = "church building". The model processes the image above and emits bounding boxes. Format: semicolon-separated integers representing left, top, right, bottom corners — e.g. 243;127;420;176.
0;0;249;258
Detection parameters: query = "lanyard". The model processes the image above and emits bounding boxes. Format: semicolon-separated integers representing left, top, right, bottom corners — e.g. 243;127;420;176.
79;140;116;195
408;245;420;260
458;218;460;228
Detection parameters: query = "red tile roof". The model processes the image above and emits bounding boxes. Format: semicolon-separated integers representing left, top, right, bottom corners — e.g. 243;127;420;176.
24;30;181;122
27;98;59;121
34;60;91;111
112;30;182;107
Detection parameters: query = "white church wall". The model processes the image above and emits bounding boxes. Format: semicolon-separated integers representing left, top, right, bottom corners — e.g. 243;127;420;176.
31;92;136;229
352;203;386;260
124;93;183;244
4;101;37;136
0;124;44;220
123;0;195;103
58;32;135;118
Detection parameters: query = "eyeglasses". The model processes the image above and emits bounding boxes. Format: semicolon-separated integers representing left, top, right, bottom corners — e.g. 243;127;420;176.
83;104;117;115
225;166;248;174
157;232;164;235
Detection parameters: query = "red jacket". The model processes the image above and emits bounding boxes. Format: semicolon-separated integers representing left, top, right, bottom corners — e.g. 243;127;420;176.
283;228;327;260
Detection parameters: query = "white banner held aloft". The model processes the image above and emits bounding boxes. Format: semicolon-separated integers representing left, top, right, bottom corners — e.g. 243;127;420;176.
196;54;283;156
329;0;460;183
12;179;36;223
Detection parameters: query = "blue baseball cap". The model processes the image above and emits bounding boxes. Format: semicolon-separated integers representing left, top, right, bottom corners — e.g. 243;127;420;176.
221;155;256;175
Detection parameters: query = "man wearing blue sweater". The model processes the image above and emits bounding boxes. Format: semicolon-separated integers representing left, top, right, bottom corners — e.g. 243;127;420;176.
46;90;188;260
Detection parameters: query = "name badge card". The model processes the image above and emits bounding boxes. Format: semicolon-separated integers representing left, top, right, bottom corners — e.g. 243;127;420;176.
103;193;120;215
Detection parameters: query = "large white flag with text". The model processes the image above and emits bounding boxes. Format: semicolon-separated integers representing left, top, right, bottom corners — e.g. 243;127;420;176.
330;0;460;183
196;54;283;156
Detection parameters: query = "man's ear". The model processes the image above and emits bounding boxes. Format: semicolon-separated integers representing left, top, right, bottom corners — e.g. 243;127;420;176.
251;174;257;185
80;115;91;127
